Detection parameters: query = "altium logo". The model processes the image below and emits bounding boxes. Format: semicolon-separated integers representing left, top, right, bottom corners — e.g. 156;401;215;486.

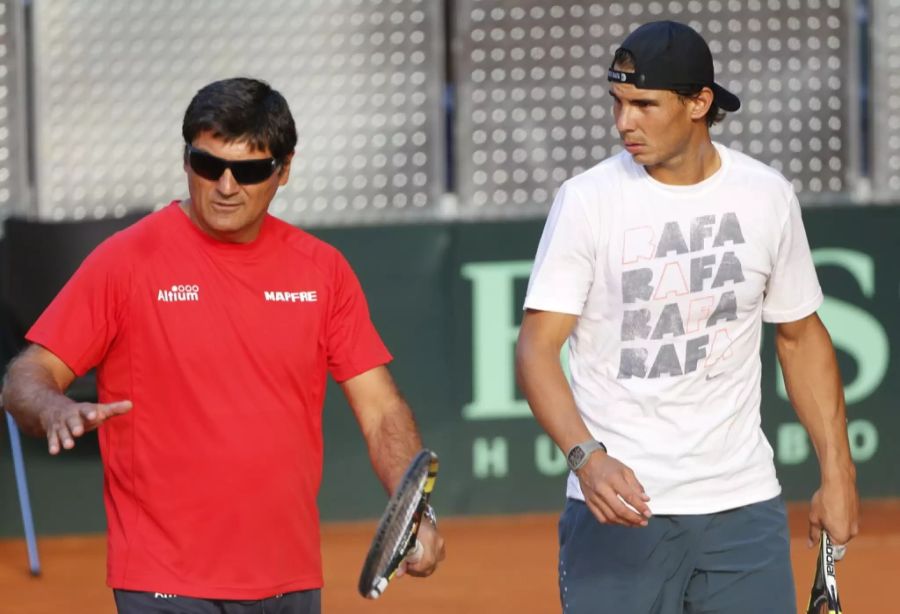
158;284;200;302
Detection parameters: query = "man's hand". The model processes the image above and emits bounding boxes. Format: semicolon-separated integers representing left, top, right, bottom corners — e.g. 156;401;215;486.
808;469;859;549
398;519;446;578
40;400;132;454
576;452;652;527
3;344;133;451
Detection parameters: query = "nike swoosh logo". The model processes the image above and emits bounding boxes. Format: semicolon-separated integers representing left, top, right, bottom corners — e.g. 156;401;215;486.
705;372;725;381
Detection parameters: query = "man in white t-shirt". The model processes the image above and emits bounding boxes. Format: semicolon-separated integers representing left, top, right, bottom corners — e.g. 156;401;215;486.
516;20;859;613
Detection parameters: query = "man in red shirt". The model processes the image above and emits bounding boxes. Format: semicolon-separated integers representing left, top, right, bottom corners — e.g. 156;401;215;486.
3;77;445;613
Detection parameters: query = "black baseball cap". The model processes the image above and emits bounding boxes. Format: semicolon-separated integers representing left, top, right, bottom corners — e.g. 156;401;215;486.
607;20;741;112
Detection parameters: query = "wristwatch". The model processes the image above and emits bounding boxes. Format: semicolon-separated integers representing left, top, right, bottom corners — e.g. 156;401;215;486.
566;440;607;471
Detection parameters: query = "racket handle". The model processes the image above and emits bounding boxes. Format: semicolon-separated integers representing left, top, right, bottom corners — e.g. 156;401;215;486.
406;539;424;564
824;532;847;561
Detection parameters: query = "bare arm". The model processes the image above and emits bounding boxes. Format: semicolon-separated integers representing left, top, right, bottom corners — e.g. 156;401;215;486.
340;365;444;576
340;365;423;493
515;309;650;527
776;313;859;546
3;344;132;454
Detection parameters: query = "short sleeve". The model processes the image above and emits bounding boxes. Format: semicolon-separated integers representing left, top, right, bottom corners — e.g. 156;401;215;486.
523;182;598;315
25;238;129;376
761;194;823;322
326;254;393;382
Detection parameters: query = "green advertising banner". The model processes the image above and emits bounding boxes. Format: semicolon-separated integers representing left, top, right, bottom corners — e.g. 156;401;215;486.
1;206;898;535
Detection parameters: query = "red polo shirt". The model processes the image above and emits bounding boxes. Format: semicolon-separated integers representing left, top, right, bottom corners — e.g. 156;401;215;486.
27;202;392;598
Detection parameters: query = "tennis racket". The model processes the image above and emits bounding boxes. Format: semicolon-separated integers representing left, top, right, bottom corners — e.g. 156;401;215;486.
806;532;844;614
358;449;439;600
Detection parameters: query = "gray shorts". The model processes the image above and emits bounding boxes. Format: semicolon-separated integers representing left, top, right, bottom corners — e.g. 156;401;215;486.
113;588;321;614
558;496;795;614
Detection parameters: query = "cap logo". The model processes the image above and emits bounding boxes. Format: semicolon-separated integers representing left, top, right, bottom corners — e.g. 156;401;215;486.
607;69;637;84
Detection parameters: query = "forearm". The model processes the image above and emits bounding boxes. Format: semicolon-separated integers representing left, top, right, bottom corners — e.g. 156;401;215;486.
341;366;425;494
3;350;73;437
777;317;854;482
360;397;423;494
516;344;591;455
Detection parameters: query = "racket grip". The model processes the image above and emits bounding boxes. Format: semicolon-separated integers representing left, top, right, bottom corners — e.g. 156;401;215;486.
406;539;424;564
833;543;847;561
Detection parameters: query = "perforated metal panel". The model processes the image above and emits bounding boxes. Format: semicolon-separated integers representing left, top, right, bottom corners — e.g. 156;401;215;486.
0;0;29;224
31;0;444;225
871;0;900;201
455;0;859;219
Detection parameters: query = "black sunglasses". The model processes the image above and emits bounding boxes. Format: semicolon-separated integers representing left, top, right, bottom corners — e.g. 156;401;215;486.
185;145;280;185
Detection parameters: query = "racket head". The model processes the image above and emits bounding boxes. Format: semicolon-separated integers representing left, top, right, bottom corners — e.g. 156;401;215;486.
358;449;439;599
806;532;843;614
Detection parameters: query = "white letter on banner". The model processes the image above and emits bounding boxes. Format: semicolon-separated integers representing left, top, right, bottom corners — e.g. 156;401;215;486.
777;423;810;465
535;435;567;476
473;437;509;478
461;261;534;420
848;419;878;462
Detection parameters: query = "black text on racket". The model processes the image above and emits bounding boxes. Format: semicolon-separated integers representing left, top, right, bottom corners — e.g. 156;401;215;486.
358;449;439;599
806;532;843;614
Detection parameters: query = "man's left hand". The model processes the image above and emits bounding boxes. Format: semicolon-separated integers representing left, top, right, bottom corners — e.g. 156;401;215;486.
808;470;859;549
398;520;445;578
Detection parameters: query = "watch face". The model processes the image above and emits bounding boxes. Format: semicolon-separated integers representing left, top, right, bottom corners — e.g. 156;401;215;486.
568;446;585;469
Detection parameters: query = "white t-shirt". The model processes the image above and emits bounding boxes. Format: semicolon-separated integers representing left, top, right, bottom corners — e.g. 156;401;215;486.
524;143;823;514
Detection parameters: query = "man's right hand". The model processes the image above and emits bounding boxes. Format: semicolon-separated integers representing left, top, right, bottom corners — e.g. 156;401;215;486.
576;452;652;527
2;344;133;454
40;400;132;454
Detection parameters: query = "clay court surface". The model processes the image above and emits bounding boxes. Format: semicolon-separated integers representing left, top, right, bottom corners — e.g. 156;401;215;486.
1;500;896;613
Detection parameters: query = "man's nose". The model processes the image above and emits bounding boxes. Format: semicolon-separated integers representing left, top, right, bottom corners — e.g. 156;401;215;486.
216;168;240;196
615;105;635;135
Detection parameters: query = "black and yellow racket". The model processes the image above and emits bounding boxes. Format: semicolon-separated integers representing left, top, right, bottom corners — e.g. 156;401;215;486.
358;449;439;599
806;532;844;614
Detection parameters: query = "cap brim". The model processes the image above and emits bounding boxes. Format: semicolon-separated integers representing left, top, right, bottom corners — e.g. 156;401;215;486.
712;83;740;112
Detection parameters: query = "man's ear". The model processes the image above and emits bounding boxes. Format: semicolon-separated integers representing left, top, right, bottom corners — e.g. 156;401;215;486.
689;87;715;121
278;151;295;186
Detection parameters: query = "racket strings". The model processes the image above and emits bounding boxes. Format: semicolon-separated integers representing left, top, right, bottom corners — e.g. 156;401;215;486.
372;471;427;575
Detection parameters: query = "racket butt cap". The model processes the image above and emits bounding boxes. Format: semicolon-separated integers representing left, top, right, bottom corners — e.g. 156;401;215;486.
366;577;388;599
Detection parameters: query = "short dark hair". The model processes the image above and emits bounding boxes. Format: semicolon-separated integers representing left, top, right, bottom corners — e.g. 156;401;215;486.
182;78;297;160
612;49;725;127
